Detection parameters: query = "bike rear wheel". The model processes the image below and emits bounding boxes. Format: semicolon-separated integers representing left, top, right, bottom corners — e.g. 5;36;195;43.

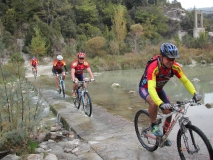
177;124;213;160
83;92;92;117
73;89;81;109
134;110;158;152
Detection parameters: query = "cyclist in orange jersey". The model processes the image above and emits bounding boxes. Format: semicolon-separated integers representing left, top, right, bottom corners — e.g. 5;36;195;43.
52;55;68;92
30;56;38;75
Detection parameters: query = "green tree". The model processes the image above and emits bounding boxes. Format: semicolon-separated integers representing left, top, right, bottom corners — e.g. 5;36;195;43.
75;0;99;25
1;8;17;34
111;4;127;55
29;25;49;57
180;10;194;36
0;22;6;59
134;6;168;40
86;36;106;57
127;24;143;54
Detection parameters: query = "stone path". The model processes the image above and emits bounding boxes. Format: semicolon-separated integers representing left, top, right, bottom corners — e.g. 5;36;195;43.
36;89;181;160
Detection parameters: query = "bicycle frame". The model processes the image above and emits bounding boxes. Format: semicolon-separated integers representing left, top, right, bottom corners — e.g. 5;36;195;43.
57;73;65;97
77;81;88;101
58;74;64;86
151;100;196;147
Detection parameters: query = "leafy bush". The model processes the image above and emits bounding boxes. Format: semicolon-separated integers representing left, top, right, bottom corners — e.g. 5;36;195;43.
0;62;45;154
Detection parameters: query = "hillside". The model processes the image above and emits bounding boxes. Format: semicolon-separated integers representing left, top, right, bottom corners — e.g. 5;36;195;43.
188;7;213;14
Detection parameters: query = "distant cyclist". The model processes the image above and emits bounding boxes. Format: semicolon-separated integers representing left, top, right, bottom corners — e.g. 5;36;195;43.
52;55;68;92
30;56;38;75
139;43;202;146
70;52;94;98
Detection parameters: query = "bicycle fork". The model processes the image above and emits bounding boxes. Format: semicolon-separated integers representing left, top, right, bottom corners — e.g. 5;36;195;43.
179;117;200;154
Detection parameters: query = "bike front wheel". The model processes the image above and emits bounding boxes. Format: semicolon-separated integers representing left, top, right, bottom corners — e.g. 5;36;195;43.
61;82;65;98
73;89;81;109
134;110;158;152
177;124;213;160
82;92;92;117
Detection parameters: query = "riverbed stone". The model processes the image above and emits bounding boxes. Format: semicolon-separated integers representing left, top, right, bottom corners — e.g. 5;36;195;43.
44;153;58;160
1;154;20;160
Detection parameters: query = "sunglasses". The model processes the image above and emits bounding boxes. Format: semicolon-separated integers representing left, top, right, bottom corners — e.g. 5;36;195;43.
79;58;84;60
166;57;175;62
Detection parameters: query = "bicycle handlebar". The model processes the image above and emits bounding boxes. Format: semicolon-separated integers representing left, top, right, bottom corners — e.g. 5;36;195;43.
170;98;200;112
73;78;95;84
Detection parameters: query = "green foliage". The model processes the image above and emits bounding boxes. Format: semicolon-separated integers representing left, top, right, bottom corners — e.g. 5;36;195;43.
134;6;168;40
180;10;194;36
111;4;127;55
75;0;99;25
27;140;39;154
29;25;49;57
1;0;213;61
9;52;25;64
2;30;15;49
86;36;106;57
182;32;208;49
126;24;143;54
0;23;6;58
78;23;102;38
0;63;45;152
1;8;17;34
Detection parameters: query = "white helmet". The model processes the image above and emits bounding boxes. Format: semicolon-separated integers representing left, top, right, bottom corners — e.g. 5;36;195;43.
57;55;63;61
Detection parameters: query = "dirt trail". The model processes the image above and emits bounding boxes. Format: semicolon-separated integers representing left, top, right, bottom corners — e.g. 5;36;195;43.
23;53;53;78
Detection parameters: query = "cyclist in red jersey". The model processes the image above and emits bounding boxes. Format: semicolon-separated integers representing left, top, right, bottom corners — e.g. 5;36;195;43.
70;52;94;97
30;56;38;75
52;55;68;92
139;43;202;146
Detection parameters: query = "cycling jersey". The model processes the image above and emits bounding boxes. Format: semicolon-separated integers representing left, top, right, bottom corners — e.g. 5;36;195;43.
70;60;90;76
139;55;196;106
30;58;38;67
53;59;67;73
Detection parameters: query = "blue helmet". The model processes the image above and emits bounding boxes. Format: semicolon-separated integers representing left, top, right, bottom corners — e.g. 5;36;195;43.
160;43;180;58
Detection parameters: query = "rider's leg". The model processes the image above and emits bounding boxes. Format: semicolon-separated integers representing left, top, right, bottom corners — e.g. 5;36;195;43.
158;90;172;146
56;75;59;90
158;90;172;133
72;83;78;97
139;87;163;136
72;75;83;97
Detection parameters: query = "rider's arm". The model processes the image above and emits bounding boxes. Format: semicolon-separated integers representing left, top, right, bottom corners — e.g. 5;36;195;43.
71;68;76;81
148;79;163;106
86;67;94;79
52;66;56;74
147;65;163;106
179;75;196;95
64;65;68;72
173;64;196;96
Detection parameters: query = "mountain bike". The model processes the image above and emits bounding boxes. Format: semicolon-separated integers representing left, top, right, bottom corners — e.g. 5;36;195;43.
32;67;37;79
73;78;93;117
57;73;65;98
134;98;213;160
